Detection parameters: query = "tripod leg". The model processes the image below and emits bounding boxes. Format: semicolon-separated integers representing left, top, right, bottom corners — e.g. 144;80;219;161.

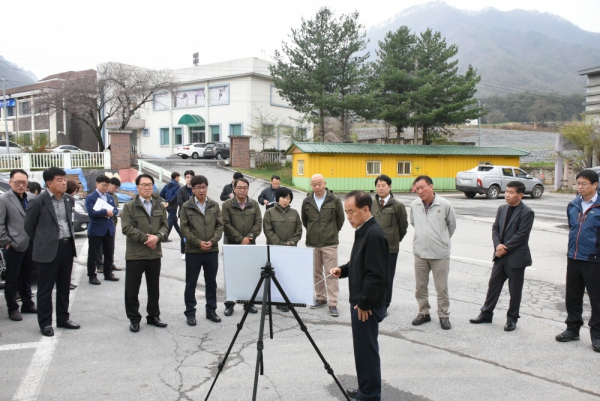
205;276;266;401
268;283;274;340
271;276;351;401
252;276;272;401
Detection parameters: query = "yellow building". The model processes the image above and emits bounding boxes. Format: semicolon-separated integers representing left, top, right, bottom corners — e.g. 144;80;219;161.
285;143;529;192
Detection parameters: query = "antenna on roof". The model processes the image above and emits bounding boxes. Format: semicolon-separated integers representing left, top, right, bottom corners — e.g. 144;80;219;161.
193;52;199;67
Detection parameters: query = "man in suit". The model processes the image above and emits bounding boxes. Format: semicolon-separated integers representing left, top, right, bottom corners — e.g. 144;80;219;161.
121;174;169;333
470;181;535;331
330;190;388;401
0;169;37;322
177;170;195;260
24;167;79;337
85;175;120;285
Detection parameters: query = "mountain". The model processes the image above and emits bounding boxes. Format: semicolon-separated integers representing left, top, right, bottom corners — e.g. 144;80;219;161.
0;56;37;89
365;1;600;96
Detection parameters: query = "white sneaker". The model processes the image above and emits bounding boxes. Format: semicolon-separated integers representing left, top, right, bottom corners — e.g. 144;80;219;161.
181;254;186;260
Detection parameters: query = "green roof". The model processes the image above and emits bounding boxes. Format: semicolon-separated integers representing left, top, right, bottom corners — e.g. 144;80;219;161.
178;114;205;127
285;142;529;156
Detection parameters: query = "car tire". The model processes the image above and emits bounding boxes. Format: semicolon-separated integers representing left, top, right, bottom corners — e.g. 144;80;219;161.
181;155;188;159
486;185;500;199
192;152;199;159
216;153;223;160
531;185;544;199
464;192;476;198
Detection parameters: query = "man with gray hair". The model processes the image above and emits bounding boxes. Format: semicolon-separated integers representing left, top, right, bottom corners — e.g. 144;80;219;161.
410;175;456;330
301;174;345;317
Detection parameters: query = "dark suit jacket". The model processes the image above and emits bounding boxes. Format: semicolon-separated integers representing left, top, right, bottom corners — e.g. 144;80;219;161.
24;191;77;263
492;201;534;269
85;190;118;237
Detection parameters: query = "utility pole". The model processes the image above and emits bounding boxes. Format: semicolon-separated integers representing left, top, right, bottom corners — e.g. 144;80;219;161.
478;99;482;147
2;76;9;154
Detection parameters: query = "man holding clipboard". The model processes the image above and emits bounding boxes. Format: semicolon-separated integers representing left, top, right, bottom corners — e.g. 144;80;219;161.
85;175;120;285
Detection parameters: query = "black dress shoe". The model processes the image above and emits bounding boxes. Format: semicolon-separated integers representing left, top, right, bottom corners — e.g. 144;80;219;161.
21;305;37;314
57;320;80;329
504;321;516;332
9;310;23;321
470;314;492;324
206;311;222;323
41;326;54;337
69;283;77;290
89;277;101;285
224;307;234;316
245;305;258;314
592;337;600;353
130;323;140;333
187;316;196;326
147;317;167;328
104;274;120;282
346;388;359;398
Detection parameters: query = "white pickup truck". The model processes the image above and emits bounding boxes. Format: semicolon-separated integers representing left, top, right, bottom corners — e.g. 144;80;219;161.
455;165;544;199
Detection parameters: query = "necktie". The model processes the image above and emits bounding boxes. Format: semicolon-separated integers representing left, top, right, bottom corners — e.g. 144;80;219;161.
380;199;385;209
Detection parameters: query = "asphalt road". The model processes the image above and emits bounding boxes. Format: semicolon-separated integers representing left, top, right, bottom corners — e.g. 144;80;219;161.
0;163;597;401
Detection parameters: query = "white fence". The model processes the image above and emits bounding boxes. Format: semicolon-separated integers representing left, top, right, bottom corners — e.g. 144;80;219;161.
255;152;284;165
0;152;110;171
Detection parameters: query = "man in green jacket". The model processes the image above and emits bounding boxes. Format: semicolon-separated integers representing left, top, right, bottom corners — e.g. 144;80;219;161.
221;177;262;316
301;174;345;317
372;174;408;315
180;175;223;326
121;174;169;333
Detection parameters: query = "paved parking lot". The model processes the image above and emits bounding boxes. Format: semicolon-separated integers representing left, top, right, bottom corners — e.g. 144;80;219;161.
0;163;597;401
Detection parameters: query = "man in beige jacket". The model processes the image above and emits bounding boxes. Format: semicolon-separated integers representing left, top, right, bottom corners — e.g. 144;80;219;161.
410;175;456;330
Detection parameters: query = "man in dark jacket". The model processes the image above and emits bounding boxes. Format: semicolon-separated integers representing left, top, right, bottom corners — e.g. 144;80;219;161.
177;170;195;259
372;174;408;314
159;172;181;242
556;169;600;353
180;175;223;326
301;174;345;317
331;190;388;401
257;175;281;210
220;171;243;201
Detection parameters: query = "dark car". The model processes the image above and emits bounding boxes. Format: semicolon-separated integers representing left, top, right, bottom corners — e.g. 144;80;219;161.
73;195;90;232
203;142;230;160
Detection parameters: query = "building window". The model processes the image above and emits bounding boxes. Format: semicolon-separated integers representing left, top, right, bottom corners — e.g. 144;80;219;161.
142;128;150;137
366;161;381;175
19;101;31;116
210;125;220;142
35;102;48;114
153;92;170;111
173;127;183;145
230;123;242;136
397;161;412;175
297;127;307;139
298;160;304;176
0;106;15;118
160;128;169;146
191;129;205;143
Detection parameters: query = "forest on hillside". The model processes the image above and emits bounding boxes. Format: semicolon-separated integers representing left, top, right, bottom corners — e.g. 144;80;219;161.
480;93;585;124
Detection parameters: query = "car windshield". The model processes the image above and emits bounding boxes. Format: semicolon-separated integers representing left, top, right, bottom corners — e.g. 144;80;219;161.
205;145;215;150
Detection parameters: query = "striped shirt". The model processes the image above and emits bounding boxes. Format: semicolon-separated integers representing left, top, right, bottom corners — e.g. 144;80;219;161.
50;193;71;239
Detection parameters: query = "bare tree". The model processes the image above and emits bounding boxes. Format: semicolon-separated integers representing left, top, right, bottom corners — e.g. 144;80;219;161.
40;63;176;151
247;106;287;150
560;115;600;168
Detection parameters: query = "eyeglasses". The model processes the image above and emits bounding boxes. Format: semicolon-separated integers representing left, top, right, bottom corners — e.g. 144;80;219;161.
576;181;593;187
193;185;208;191
10;180;28;186
235;186;249;190
138;183;153;188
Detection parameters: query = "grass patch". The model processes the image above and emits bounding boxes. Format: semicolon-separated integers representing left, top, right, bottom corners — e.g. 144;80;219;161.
237;165;305;191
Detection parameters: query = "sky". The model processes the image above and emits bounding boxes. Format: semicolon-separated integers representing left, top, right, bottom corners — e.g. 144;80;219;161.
2;0;599;82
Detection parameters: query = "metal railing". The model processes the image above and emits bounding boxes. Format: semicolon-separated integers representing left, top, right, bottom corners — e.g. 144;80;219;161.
0;151;110;171
255;151;283;165
138;159;179;184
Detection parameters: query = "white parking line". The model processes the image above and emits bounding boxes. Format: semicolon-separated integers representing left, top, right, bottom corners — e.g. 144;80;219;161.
11;244;87;401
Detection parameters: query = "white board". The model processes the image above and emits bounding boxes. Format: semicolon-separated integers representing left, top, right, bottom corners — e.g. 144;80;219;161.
223;245;313;305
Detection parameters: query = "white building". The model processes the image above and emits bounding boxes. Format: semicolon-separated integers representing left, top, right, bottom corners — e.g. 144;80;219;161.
132;57;311;158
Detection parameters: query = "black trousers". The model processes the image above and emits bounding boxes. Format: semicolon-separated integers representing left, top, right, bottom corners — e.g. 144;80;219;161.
167;209;181;238
184;252;218;317
87;234;114;278
565;258;600;338
125;259;161;324
351;304;385;401
480;258;525;323
385;252;399;309
4;243;35;312
36;240;74;328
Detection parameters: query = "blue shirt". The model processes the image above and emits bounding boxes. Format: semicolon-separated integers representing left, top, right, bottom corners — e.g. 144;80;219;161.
581;192;598;214
140;197;153;216
195;197;207;214
313;192;326;211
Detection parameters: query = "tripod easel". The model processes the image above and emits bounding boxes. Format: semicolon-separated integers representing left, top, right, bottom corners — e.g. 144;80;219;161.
205;246;350;401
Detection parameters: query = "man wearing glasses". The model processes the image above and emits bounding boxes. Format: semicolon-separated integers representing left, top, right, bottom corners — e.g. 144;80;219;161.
180;175;223;326
221;177;262;316
556;169;600;353
0;169;37;323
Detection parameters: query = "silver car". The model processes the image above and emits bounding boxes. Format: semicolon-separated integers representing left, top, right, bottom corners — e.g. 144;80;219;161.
456;165;545;199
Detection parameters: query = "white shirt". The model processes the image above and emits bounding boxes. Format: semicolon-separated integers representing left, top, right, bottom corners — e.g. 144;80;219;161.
581;192;598;214
356;216;373;231
379;194;391;207
195;197;207;214
314;192;326;211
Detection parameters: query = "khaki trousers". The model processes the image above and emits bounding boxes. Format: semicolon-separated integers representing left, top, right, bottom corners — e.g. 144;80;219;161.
414;255;450;317
313;246;339;307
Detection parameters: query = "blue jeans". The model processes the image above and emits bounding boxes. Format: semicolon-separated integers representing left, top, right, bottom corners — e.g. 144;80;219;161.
184;252;219;316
